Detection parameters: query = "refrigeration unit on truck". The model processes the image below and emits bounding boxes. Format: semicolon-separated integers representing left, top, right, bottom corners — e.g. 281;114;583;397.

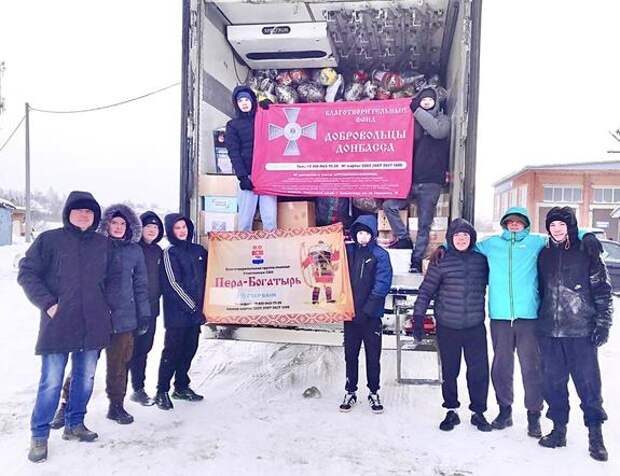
179;0;482;346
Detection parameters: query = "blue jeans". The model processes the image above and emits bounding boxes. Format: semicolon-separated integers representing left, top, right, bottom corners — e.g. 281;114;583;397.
383;182;442;260
237;188;277;231
31;350;100;440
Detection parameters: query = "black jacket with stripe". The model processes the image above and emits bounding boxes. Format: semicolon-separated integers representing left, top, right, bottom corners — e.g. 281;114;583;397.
160;213;207;328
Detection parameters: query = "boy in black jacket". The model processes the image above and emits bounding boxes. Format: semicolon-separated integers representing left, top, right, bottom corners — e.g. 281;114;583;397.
339;216;393;414
128;211;164;406
154;214;207;410
413;218;492;432
537;207;612;462
225;85;277;231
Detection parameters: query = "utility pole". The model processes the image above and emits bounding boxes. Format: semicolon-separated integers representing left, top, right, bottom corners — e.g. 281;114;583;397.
0;61;5;116
25;102;32;242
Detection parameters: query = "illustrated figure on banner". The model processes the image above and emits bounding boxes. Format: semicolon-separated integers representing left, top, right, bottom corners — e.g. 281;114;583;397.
301;241;340;305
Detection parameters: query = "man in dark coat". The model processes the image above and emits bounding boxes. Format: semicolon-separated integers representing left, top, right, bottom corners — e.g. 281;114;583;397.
128;211;164;406
339;215;393;414
155;213;207;410
18;191;113;463
382;85;450;273
97;204;150;424
225;85;277;231
413;218;492;432
536;207;612;462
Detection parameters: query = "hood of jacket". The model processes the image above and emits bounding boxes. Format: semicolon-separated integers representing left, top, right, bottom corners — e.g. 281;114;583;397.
139;210;164;245
545;206;579;245
97;203;142;244
62;190;102;233
232;85;257;118
164;213;195;246
416;86;442;117
500;206;531;241
350;215;378;244
446;218;477;251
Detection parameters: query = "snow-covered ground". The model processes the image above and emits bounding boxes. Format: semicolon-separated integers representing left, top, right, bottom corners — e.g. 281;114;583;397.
0;243;618;475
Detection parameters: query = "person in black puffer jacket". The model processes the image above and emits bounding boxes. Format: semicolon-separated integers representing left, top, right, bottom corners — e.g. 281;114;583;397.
536;207;612;462
99;204;150;425
225;85;277;231
413;218;492;432
155;213;207;410
128;211;164;406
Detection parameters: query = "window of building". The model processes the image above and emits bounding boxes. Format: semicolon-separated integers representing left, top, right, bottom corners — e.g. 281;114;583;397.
542;185;583;203
593;187;620;204
510;189;518;207
519;185;528;207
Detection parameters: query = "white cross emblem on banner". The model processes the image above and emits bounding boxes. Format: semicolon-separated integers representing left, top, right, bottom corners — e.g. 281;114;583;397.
267;108;317;156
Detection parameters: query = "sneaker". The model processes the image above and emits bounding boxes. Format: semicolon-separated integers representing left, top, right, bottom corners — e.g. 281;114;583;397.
171;387;204;402
491;405;513;430
390;238;413;250
409;258;423;274
50;402;66;430
107;402;134;425
439;410;461;431
339;393;357;412
471;413;493;432
539;424;567;449
130;389;155;406
62;423;98;442
527;411;542;438
368;393;384;414
154;391;174;410
27;438;47;463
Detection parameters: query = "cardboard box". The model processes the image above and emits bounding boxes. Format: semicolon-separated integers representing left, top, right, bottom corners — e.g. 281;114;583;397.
377;210;408;232
201;196;238;214
201;211;238;233
199;174;239;197
408;216;449;231
199;235;209;249
277;201;316;229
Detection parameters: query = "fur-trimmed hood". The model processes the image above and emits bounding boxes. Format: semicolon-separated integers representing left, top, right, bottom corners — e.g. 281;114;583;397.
97;203;142;243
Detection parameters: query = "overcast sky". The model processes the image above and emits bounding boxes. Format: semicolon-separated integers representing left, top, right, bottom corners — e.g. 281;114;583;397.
1;0;619;218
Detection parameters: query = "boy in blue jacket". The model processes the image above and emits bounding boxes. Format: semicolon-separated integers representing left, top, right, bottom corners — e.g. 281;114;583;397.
339;216;393;414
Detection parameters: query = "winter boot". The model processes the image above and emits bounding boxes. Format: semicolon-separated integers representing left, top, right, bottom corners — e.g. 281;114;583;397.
50;402;66;430
538;424;567;448
62;423;98;442
439;410;460;431
339;393;357;413
527;411;542;438
391;237;413;250
409;257;423;274
491;405;513;430
172;387;204;402
27;438;48;463
130;389;155;406
107;401;134;425
368;393;384;414
588;424;608;462
471;413;493;432
154;391;174;410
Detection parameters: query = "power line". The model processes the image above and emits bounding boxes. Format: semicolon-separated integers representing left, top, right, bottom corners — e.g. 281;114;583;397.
0;114;25;152
30;82;180;114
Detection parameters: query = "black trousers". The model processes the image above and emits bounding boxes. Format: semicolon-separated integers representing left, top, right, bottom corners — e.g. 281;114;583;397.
436;322;489;414
128;320;157;392
157;326;200;393
539;336;607;427
344;318;382;394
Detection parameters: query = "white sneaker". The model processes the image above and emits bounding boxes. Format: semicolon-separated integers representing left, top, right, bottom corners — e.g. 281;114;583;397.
339;393;357;412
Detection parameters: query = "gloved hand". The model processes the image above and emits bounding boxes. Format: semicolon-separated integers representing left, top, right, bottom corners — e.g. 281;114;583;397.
592;326;609;347
430;246;446;266
135;318;150;337
361;297;383;320
239;176;254;191
581;233;603;259
259;99;272;110
412;314;425;341
410;96;421;113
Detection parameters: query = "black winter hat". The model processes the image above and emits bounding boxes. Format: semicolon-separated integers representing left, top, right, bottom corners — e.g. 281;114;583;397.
70;199;98;213
112;210;127;221
545;206;578;243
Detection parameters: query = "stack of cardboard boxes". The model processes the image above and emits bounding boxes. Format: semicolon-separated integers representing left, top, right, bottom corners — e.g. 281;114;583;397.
253;201;317;230
199;174;239;246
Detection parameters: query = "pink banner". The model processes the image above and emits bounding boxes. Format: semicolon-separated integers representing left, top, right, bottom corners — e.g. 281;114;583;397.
251;99;414;199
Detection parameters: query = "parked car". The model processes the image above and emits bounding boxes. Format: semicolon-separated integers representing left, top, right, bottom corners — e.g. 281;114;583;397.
601;239;620;294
